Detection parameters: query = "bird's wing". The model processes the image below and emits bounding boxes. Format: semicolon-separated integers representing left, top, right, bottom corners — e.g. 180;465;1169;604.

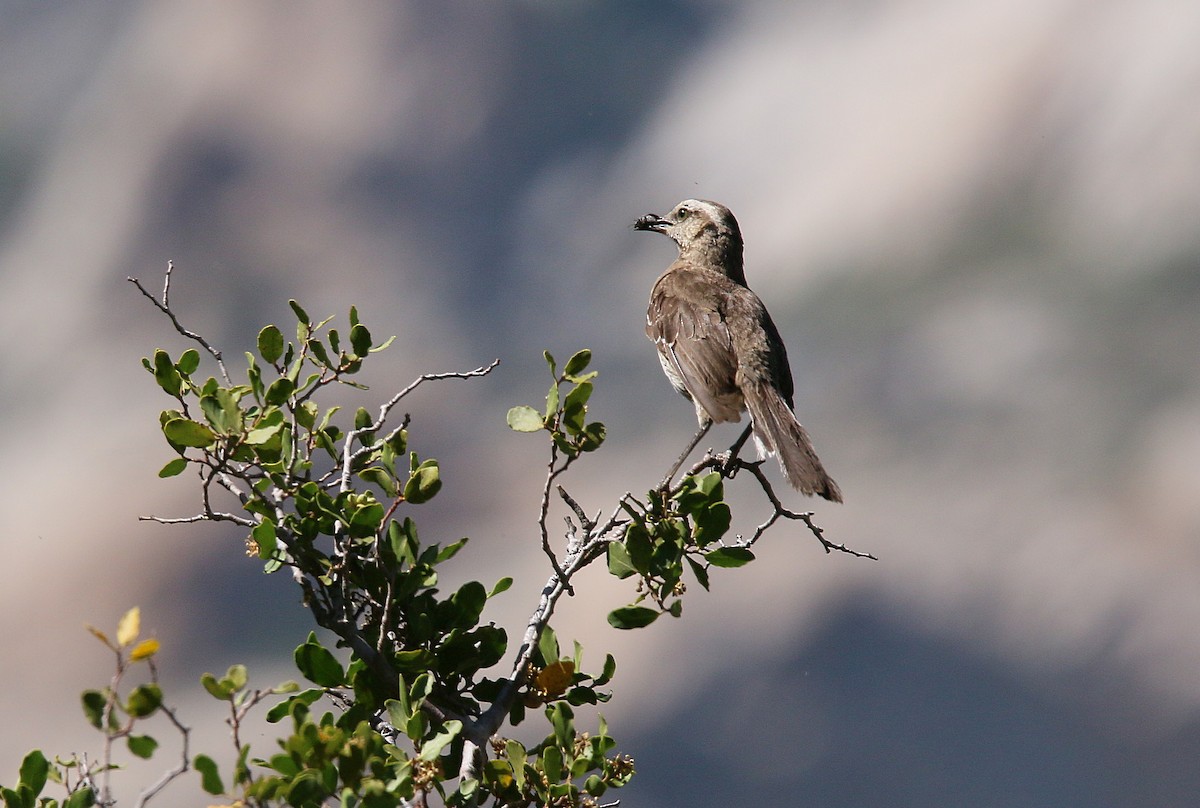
646;269;741;422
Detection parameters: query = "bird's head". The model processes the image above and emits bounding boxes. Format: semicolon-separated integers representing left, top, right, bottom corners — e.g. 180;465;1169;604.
634;199;745;282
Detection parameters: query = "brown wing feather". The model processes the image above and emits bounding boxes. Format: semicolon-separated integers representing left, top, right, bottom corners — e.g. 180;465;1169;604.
646;265;744;423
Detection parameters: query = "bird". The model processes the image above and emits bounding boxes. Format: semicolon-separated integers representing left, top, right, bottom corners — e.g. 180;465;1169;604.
633;199;842;502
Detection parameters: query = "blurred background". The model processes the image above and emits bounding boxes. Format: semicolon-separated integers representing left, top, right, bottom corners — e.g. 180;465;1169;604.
3;1;1200;805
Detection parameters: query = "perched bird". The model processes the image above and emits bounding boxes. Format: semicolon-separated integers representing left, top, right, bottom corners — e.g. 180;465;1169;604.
634;199;842;501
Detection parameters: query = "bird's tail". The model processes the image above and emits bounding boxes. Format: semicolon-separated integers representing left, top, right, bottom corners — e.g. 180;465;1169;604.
743;381;843;502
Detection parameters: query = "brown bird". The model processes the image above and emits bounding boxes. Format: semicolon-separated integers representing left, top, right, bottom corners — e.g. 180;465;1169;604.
634;199;842;501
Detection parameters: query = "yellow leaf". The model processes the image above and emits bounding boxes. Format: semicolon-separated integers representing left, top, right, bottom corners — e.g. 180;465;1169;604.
85;625;114;650
117;607;141;647
535;660;575;698
130;638;160;661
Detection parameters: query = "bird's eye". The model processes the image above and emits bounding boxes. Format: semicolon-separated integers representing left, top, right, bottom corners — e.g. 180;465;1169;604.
675;207;689;220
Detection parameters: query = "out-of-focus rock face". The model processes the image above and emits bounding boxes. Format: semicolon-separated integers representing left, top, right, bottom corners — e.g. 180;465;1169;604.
2;2;1199;804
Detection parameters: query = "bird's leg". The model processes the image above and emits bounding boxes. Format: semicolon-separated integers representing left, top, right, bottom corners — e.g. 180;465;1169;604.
714;424;754;476
659;420;712;490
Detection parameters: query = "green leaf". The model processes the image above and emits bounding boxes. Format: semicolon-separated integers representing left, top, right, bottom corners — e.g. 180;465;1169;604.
125;684;162;717
562;382;592;434
157;457;188;478
370;334;397;353
358;467;397;497
542;744;563;781
288;299;310;325
537;624;559;666
403;461;442;504
544;382;560;420
704;546;755;568
294;635;345;687
152;349;183;396
593;654;617;687
250;521;276;557
607;606;659;630
606;541;636;579
547;702;574;750
194;754;224;795
225;663;248;691
686;555;711;590
506;739;527;790
418;720;462;761
624;524;653;575
349;323;372;357
200;388;242;434
562;349;592;380
81;690;106;728
163;418;216;449
263;377;295;406
434;535;465;561
18;749;48;795
309;338;332;368
585;774;607;796
264;688;323;723
257;325;285;364
127;734;158;759
201;671;231;700
506;405;544;432
543;350;557;377
489;577;513;597
64;787;95;808
177;348;201;375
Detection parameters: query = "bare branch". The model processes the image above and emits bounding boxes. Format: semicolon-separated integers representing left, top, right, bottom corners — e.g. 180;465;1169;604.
690;452;877;560
133;702;190;808
339;360;500;493
128;262;231;384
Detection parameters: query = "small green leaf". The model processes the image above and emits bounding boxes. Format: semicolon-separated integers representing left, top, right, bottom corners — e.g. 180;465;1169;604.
593;653;617;687
403;461;442;504
704;546;755;568
64;787;96;808
309;338;332;368
537;624;560;666
257;325;285;364
163;418;216;449
506;405;544;432
157;457;188;478
288;299;310;325
686;555;711;590
543;350;557;376
177;348;201;375
194;754;224;795
201;671;231;700
606;541;637;579
19;749;48;795
225;664;248;691
419;720;463;762
607;606;659;630
349;323;372;357
562;382;592;434
127;735;158;759
506;739;527;790
81;690;106;728
435;537;469;562
489;577;513;597
263;377;295;406
562;349;592;380
152;350;183;396
251;521;277;562
125;683;163;717
294;635;345;687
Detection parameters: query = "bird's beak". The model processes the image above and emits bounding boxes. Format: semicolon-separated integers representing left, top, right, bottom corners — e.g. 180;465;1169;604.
633;213;669;233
